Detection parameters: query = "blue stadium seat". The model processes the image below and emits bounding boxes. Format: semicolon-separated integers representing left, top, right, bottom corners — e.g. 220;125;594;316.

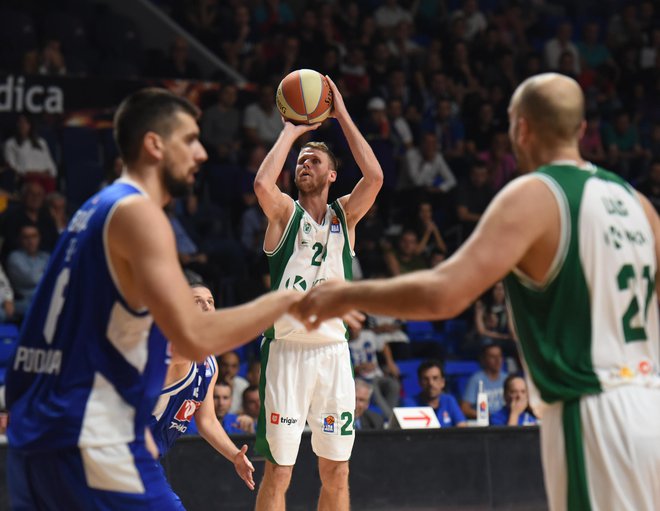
444;360;480;401
397;358;423;399
443;319;468;355
405;321;444;343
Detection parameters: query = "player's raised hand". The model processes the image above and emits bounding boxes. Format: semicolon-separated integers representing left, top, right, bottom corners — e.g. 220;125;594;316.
295;280;355;330
325;75;347;121
281;116;321;136
233;444;256;490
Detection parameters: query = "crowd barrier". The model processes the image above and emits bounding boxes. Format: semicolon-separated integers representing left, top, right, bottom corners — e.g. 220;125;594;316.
1;427;547;510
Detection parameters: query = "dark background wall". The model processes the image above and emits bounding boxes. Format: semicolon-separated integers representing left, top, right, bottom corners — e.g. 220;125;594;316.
0;427;548;510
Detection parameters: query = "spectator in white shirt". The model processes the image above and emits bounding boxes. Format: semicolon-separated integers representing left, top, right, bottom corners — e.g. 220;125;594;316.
3;114;57;193
243;84;283;147
544;22;581;75
405;133;457;192
455;0;487;41
374;0;412;35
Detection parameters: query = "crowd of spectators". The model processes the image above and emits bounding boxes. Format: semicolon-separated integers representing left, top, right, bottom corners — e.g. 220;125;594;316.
0;0;658;429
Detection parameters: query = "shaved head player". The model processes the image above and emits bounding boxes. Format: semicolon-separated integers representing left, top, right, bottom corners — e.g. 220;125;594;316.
299;73;660;511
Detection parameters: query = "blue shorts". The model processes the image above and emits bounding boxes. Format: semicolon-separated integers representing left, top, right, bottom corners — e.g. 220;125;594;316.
7;444;185;511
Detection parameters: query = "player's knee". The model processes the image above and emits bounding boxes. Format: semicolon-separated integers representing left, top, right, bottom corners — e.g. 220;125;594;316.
264;463;293;491
319;460;349;490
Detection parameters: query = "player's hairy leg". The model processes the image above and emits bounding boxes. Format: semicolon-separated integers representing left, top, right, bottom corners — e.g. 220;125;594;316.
318;457;350;511
255;461;293;511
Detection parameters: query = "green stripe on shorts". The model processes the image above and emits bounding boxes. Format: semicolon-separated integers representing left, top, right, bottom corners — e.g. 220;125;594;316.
256;338;276;464
562;399;592;511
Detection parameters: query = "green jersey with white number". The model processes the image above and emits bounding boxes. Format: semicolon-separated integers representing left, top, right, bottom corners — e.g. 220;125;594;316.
265;199;353;342
505;162;660;404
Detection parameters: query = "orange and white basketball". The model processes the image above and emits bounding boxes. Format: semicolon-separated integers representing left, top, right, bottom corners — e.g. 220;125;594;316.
276;69;333;124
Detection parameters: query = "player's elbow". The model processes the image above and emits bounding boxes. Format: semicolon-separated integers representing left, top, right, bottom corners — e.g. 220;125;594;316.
253;175;268;195
370;171;384;187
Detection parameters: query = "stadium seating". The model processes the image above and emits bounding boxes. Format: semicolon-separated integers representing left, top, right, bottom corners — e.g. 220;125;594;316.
444;360;481;401
397;358;423;399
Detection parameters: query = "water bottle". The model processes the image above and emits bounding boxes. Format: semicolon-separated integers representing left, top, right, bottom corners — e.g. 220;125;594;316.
476;380;489;426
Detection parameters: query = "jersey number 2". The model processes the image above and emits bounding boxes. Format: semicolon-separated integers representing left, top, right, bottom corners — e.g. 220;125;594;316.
617;264;654;342
311;242;327;266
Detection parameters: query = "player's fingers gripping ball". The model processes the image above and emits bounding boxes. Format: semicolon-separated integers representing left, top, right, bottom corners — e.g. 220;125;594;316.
276;69;333;124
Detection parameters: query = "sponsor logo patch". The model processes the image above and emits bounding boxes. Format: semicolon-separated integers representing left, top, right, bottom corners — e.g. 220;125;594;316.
271;413;280;424
330;216;340;233
174;399;201;422
322;414;337;434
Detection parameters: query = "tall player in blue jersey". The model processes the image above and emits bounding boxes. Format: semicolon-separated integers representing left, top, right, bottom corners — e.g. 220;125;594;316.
5;88;299;510
150;282;255;498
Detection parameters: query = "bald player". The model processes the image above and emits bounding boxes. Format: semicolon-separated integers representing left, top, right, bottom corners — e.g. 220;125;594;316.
297;73;660;511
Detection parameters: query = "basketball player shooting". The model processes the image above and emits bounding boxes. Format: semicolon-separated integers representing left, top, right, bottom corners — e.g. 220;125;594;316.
253;75;383;511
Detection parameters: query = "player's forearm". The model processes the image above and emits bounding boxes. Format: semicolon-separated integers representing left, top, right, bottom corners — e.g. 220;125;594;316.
336;113;383;182
197;417;240;461
254;130;296;189
341;270;465;320
195;290;298;357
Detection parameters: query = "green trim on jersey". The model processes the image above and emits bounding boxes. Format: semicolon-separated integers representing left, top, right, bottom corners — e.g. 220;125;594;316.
330;201;354;282
255;338;276;464
264;203;304;340
563;400;592;511
505;164;629;403
331;200;353;340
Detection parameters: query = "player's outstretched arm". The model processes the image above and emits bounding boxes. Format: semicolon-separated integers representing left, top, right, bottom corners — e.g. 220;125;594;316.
108;197;300;360
326;76;383;228
254;120;320;222
194;371;256;490
297;176;556;326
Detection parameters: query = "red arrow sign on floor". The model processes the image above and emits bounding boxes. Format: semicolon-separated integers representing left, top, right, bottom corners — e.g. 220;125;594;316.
402;410;432;427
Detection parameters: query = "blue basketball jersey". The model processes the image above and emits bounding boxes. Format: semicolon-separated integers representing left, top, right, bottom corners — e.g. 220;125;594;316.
6;180;168;452
150;355;217;456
